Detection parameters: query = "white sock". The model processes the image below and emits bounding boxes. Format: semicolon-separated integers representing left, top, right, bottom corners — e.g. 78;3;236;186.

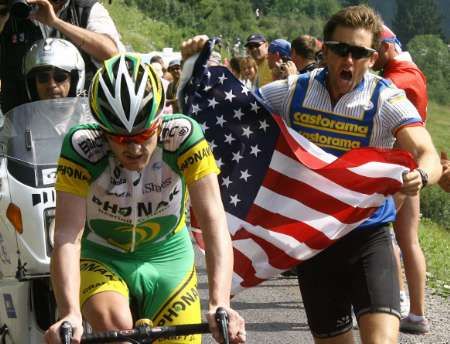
408;313;426;322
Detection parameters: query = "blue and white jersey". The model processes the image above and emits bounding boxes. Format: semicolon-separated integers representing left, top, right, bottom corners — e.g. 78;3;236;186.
259;68;422;228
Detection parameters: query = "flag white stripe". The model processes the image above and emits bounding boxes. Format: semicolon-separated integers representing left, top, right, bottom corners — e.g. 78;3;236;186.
283;124;337;164
271;150;387;208
349;162;408;181
255;186;367;240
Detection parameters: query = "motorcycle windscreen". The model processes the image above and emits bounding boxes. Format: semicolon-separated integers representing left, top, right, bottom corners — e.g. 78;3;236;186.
0;97;94;187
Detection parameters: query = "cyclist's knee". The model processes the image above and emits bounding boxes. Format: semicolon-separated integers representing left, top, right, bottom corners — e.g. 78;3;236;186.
82;292;133;331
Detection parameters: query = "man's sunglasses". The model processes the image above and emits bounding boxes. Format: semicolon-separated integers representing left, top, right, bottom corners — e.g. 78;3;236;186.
324;41;376;59
246;43;263;49
36;70;70;84
105;120;160;144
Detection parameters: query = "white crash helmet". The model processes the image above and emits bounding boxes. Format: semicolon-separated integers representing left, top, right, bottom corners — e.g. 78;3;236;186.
23;38;85;101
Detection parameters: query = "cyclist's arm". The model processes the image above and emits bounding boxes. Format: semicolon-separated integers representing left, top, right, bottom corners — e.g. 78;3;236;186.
188;173;246;343
45;191;86;344
189;173;232;308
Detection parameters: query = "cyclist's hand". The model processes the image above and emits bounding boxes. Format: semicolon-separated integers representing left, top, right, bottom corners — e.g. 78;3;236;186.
44;314;83;344
208;306;246;344
181;35;209;61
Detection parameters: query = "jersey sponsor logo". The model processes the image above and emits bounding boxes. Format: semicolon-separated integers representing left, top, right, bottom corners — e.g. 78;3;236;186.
293;112;369;137
180;145;213;171
110;167;126;185
157;286;199;326
57;164;89;181
72;129;105;163
80;260;118;282
161;118;193;152
300;131;361;151
92;185;180;218
143;177;172;193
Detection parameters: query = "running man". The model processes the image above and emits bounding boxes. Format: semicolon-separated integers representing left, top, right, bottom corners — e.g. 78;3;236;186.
181;5;441;343
44;53;245;344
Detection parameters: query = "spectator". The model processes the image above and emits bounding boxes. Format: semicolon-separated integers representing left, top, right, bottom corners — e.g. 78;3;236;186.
150;54;172;81
244;33;271;87
23;38;85;101
228;56;241;79
166;59;181;113
208;51;222;66
291;35;323;74
0;0;123;113
372;25;430;333
239;56;258;91
267;38;292;81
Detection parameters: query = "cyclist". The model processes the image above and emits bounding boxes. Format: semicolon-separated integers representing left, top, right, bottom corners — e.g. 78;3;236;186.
23;38;85;101
44;53;246;344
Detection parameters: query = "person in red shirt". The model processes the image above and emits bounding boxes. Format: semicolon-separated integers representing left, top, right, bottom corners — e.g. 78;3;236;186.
373;25;429;334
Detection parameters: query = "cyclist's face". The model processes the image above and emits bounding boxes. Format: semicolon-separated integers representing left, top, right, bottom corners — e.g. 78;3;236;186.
106;126;160;171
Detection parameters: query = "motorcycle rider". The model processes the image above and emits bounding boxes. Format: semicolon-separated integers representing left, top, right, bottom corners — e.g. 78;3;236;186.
23;37;85;101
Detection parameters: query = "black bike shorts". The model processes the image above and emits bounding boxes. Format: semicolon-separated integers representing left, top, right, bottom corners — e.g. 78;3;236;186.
297;225;400;338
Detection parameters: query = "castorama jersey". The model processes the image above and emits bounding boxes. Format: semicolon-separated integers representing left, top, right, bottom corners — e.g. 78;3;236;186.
55;114;219;253
259;68;423;228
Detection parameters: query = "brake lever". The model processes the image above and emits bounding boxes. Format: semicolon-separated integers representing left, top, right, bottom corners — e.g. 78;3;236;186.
215;307;229;344
59;321;73;344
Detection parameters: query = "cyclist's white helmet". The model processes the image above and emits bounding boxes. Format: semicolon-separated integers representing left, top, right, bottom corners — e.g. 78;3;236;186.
89;53;165;135
23;38;85;100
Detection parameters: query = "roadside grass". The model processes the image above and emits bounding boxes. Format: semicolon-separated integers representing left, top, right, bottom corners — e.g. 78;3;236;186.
427;102;450;153
420;219;450;298
421;101;449;297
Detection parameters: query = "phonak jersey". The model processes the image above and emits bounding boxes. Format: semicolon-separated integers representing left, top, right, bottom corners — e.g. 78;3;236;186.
55;114;219;254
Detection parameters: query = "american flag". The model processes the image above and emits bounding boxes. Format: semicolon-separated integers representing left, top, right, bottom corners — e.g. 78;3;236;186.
179;39;416;294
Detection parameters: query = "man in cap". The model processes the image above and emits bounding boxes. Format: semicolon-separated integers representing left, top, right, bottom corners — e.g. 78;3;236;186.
244;33;271;87
166;59;181;113
267;38;292;80
373;25;430;334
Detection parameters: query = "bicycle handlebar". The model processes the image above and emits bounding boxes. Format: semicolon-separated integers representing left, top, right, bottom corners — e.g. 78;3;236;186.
81;323;210;343
60;307;230;344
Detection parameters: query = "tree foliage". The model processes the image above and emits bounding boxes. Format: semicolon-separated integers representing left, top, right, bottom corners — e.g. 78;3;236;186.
407;34;450;104
393;0;444;45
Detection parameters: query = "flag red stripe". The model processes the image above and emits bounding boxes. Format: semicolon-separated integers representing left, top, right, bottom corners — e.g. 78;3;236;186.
274;120;329;168
275;139;408;196
232;227;301;271
233;247;265;288
263;168;379;223
246;204;333;249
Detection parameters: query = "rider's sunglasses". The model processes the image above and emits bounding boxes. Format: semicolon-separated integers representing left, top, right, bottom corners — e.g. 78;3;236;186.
36;70;70;84
324;41;376;59
106;120;160;144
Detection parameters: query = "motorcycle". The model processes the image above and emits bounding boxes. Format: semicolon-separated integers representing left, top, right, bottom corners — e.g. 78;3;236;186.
0;97;93;343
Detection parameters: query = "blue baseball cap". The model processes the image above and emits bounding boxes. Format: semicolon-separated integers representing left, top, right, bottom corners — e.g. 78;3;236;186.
268;39;291;58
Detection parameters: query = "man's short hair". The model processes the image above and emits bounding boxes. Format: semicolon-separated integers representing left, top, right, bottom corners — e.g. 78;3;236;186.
268;39;291;59
323;5;383;50
291;35;322;60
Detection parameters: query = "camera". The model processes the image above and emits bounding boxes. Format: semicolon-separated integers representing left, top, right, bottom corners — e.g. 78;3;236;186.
8;0;33;18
